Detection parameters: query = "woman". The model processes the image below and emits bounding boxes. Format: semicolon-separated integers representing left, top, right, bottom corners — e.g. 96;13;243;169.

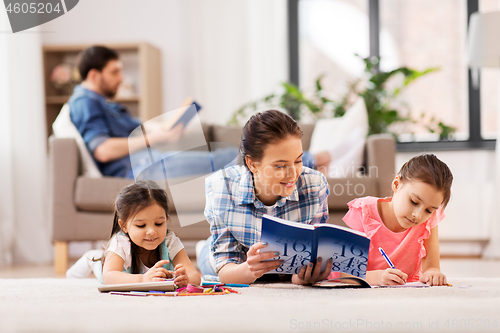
197;110;333;285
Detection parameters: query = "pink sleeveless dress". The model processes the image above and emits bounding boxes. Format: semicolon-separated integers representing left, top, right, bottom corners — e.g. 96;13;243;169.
339;196;445;282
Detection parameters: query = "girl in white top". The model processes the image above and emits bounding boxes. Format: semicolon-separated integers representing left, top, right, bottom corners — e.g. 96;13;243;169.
68;180;200;287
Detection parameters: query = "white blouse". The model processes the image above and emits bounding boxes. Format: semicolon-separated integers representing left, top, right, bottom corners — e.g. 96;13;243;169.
105;230;184;273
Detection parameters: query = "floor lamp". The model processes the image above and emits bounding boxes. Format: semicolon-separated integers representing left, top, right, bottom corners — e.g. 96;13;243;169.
467;11;500;258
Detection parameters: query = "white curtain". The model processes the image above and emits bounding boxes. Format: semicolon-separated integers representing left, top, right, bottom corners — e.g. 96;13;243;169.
0;12;52;266
185;0;288;125
483;71;500;259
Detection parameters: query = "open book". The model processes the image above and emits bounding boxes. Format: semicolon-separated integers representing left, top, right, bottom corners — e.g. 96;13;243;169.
372;281;431;288
312;278;431;289
260;215;370;278
313;276;371;288
162;97;202;131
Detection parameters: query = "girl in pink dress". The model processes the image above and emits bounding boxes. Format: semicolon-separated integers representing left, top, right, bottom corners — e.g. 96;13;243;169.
343;154;453;286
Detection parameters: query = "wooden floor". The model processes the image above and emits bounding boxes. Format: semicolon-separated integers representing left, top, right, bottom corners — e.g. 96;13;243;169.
0;258;499;279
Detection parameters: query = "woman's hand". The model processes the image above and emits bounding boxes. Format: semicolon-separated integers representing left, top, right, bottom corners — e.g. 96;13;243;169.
420;268;447;286
379;268;408;286
291;257;333;285
173;263;189;288
141;260;173;282
245;242;284;279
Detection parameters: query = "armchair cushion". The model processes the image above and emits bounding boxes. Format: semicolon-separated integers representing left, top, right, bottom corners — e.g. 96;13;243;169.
74;175;208;215
74;177;133;212
52;104;102;178
327;177;378;210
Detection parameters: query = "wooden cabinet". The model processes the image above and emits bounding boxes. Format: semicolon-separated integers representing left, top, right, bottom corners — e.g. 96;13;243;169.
42;42;162;137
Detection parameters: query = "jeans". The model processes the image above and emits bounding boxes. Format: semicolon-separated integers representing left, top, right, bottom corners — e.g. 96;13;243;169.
302;151;315;169
129;147;240;181
129;148;316;182
197;235;218;277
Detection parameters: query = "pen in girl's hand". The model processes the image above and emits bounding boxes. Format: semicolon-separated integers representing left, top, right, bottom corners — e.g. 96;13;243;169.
378;247;396;269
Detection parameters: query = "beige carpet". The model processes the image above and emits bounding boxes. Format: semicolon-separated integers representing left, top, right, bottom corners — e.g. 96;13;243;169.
0;278;499;332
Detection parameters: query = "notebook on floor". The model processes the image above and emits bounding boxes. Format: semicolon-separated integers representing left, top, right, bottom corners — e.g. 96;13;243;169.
98;280;177;292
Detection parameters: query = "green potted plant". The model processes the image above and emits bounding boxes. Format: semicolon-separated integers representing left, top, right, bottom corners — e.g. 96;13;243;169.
229;55;456;141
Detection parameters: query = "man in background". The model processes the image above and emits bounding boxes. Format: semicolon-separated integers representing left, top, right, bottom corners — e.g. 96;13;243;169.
68;45;236;180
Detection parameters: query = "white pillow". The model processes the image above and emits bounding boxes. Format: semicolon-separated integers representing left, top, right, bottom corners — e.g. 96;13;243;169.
308;98;369;178
52;104;103;178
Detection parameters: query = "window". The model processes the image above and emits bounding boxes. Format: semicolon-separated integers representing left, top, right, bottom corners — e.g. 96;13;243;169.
289;0;496;150
479;0;500;139
380;0;468;141
299;0;369;99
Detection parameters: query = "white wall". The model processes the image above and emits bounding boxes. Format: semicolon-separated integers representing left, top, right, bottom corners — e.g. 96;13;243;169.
41;0;288;125
0;12;52;265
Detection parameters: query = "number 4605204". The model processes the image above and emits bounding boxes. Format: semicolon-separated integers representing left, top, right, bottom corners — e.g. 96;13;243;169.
6;2;62;14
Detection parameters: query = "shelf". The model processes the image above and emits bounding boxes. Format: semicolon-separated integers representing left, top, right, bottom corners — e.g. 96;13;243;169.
43;42;147;53
46;95;141;105
43;42;162;138
115;95;141;103
46;95;70;104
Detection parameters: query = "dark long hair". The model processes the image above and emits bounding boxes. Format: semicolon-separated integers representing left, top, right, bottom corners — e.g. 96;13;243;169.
398;154;453;208
97;180;170;274
240;110;303;168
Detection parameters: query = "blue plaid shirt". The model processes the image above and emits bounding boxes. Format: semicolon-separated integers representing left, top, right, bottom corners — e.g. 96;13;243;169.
205;165;329;272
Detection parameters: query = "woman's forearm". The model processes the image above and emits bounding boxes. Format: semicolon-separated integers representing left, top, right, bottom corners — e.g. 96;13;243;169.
217;262;256;284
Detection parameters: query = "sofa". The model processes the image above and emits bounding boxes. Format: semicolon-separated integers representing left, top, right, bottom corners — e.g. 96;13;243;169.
49;124;395;273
